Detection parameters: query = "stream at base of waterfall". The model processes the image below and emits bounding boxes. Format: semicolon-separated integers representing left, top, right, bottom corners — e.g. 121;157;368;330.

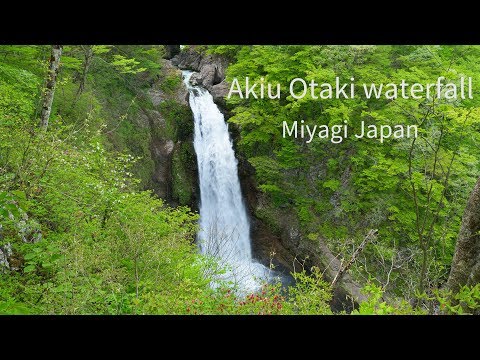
183;71;284;293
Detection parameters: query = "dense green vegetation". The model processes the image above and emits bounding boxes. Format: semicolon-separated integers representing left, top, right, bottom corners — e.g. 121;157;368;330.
217;45;480;308
1;45;479;314
0;45;334;314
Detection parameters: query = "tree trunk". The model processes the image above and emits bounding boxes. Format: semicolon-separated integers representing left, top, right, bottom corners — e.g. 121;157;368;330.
40;45;63;130
446;176;480;293
77;45;93;96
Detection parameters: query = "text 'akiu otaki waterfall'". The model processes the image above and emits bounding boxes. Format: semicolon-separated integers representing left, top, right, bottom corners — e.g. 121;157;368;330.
183;71;270;292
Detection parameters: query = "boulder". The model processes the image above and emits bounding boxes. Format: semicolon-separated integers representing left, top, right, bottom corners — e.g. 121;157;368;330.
211;81;230;107
171;48;203;71
189;72;203;86
198;63;217;88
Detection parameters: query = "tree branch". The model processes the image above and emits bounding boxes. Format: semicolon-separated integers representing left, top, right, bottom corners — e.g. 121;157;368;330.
331;229;378;286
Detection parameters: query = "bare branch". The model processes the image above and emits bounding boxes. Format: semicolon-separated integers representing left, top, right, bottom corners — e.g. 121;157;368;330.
331;229;378;286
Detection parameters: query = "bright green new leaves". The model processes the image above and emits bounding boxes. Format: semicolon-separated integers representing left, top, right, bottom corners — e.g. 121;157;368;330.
92;45;112;55
224;45;480;298
110;54;146;74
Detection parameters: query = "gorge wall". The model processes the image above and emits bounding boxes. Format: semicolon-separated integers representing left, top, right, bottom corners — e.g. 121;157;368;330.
125;54;198;209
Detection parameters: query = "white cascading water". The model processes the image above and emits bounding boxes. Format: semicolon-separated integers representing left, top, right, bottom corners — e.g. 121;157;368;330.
183;71;271;292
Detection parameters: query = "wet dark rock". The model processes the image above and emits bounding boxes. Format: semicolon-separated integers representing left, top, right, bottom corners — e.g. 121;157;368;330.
171;47;230;107
164;45;181;59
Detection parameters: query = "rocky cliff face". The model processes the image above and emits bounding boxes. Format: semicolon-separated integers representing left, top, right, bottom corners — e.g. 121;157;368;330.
137;59;198;208
171;47;230;107
164;45;181;59
132;47;230;210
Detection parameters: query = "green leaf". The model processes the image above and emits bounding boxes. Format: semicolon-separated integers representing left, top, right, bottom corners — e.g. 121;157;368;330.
24;265;36;273
92;45;111;55
5;203;18;217
323;179;341;191
11;190;26;201
0;301;34;315
0;208;8;218
23;253;36;260
50;254;62;262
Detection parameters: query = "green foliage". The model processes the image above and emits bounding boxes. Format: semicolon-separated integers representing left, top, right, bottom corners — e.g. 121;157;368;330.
110;55;147;74
254;205;283;235
0;300;34;314
433;284;480;314
92;45;111;55
1;45;480;315
0;64;38;126
323;179;340;191
0;45;205;314
284;267;333;314
223;45;480;302
352;283;422;315
0;191;24;219
147;269;331;315
172;142;194;205
159;100;193;142
159;72;182;94
21;240;61;274
0;274;36;314
206;45;243;60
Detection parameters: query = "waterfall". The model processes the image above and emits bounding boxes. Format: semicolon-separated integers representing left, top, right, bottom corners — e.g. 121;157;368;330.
183;71;270;292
